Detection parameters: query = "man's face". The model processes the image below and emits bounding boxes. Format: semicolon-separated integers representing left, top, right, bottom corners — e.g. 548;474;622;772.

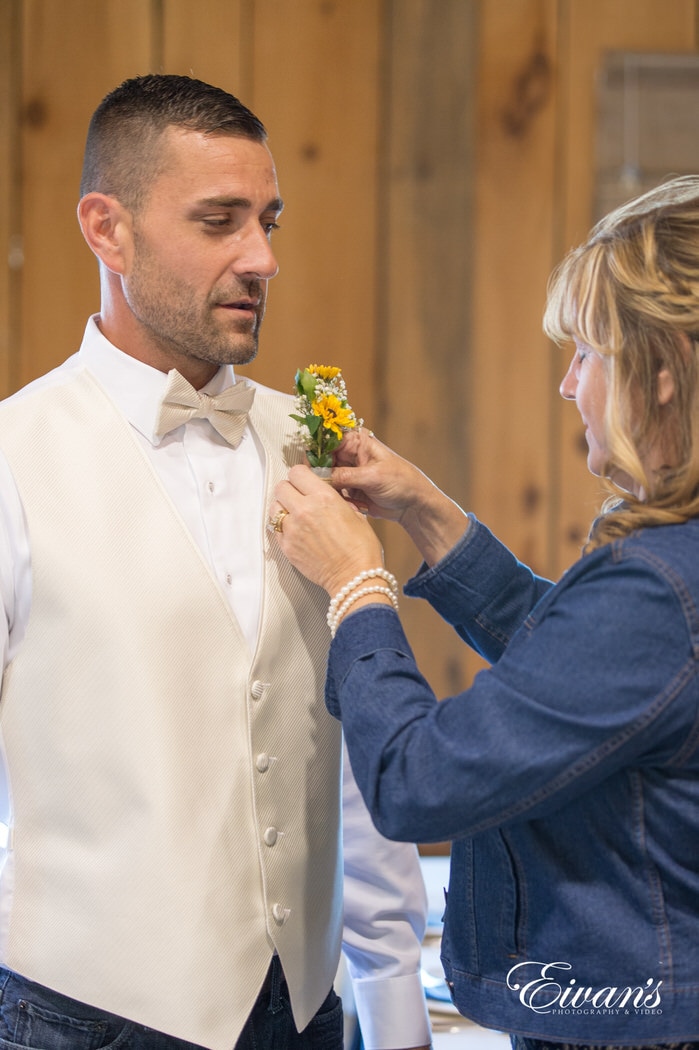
120;127;282;382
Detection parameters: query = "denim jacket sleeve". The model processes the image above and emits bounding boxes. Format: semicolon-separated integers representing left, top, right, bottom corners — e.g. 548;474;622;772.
327;526;699;844
404;515;553;662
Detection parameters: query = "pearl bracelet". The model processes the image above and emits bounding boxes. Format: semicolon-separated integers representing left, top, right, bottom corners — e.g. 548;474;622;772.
327;568;400;637
328;585;399;638
327;567;399;625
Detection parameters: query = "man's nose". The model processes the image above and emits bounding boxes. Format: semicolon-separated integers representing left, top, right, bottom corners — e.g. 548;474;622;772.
235;225;279;280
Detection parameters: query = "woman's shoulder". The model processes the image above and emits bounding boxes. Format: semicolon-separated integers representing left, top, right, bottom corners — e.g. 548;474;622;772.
580;515;699;562
620;518;699;592
562;516;696;609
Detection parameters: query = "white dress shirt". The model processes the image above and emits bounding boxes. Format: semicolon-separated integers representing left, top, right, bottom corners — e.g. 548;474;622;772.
0;316;431;1049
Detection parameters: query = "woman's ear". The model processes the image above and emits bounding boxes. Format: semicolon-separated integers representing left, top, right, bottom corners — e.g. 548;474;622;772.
77;192;131;275
657;366;675;406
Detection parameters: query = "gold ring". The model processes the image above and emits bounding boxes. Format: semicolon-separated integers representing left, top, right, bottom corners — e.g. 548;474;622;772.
267;508;289;534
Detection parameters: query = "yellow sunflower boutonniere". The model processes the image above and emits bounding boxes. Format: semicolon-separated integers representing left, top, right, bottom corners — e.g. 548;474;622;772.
290;364;363;468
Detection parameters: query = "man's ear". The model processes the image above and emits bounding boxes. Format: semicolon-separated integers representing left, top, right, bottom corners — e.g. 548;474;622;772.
77;192;132;275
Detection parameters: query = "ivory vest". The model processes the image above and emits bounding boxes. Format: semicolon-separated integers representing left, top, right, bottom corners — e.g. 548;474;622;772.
0;368;342;1050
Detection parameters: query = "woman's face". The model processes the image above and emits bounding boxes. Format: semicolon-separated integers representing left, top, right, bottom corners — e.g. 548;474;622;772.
560;340;611;479
559;339;641;495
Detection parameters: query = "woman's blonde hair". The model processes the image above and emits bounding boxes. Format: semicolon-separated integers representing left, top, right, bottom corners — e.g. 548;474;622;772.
544;175;699;551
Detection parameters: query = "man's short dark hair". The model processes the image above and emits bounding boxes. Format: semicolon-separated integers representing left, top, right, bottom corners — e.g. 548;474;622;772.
80;73;268;212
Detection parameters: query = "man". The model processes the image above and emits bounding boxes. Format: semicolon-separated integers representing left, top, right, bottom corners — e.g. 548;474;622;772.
0;75;431;1050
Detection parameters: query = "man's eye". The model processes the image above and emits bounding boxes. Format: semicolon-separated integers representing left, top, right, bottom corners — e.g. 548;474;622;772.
202;217;231;228
263;221;280;235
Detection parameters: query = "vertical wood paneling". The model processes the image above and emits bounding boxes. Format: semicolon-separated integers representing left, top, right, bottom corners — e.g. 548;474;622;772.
241;0;382;427
0;0;17;398
380;0;480;696
18;0;153;387
553;0;699;574
470;0;559;578
161;0;246;96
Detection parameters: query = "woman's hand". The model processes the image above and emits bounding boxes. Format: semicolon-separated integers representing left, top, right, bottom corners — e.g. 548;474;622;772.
331;429;471;566
271;464;387;599
330;429;431;522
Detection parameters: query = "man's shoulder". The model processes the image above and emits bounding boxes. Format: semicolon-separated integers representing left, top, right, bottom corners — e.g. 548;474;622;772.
0;354;84;410
244;376;294;405
246;377;297;428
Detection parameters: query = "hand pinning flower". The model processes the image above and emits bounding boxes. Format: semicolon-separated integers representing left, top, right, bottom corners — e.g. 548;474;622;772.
290;364;362;468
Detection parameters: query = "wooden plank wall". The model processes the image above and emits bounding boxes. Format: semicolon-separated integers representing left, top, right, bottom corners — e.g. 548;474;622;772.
555;0;699;570
0;0;14;397
1;0;698;706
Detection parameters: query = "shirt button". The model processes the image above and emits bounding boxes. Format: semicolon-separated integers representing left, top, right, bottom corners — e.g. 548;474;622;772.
225;573;232;585
263;827;278;847
207;481;215;493
256;754;270;772
272;903;290;925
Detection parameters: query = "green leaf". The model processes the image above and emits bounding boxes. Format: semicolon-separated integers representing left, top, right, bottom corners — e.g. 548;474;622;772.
309;451;333;468
298;371;317;399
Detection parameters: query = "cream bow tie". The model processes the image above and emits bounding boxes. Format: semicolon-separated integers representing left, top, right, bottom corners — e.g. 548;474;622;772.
155;369;256;447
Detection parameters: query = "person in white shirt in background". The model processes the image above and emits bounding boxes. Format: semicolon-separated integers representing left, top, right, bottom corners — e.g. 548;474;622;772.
0;73;431;1050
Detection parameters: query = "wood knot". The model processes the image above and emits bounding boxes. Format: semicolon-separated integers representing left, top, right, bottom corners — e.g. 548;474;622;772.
300;141;320;162
521;483;542;515
566;524;586;547
23;96;49;129
501;50;552;138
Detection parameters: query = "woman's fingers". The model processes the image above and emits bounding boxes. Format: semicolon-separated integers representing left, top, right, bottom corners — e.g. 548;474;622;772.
270;465;385;594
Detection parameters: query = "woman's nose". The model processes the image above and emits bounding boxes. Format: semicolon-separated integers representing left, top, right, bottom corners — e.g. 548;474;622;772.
559;358;577;400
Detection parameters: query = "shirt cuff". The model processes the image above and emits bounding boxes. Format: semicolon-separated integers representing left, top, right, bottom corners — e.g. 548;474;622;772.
352;971;432;1049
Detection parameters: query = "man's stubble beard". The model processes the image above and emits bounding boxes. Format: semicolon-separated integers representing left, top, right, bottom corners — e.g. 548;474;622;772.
125;249;265;369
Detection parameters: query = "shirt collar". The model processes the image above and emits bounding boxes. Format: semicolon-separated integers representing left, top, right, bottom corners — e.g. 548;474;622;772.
77;315;238;445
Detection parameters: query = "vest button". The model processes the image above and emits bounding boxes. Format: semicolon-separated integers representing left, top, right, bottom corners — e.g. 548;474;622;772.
256;753;270;772
251;680;266;701
272;902;290;924
263;826;278;846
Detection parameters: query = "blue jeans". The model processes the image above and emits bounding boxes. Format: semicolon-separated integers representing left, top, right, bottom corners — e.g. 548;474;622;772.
0;959;344;1049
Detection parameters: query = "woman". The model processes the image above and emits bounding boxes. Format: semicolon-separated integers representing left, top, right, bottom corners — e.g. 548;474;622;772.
270;176;699;1049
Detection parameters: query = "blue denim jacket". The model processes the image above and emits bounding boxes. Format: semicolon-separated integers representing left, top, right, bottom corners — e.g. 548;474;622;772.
327;515;699;1043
